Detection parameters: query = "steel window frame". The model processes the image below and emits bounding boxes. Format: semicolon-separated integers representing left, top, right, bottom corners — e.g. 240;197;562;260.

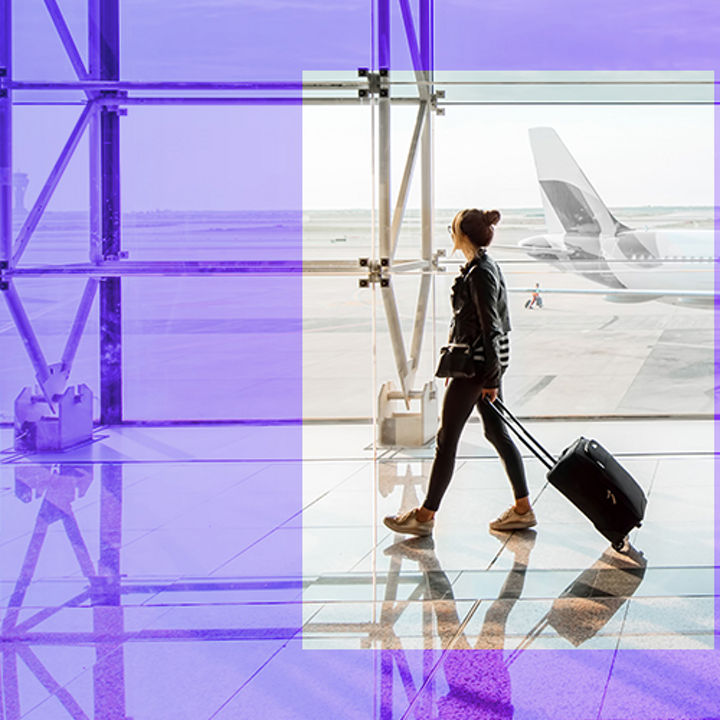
0;0;439;421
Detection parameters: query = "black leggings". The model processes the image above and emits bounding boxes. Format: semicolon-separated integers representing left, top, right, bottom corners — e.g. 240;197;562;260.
422;377;528;512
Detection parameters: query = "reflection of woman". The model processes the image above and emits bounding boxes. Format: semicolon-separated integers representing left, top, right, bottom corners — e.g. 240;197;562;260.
384;209;536;536
386;531;536;719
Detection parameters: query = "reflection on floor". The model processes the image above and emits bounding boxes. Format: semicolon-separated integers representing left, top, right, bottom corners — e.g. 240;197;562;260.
0;420;716;719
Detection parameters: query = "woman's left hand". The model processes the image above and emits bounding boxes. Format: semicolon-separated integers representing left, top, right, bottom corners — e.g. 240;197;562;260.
481;387;498;403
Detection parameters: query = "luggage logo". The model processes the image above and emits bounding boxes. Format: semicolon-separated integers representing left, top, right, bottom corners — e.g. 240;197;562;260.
606;489;617;505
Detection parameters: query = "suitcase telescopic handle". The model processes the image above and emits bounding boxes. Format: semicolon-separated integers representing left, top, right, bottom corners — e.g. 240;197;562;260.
485;398;557;470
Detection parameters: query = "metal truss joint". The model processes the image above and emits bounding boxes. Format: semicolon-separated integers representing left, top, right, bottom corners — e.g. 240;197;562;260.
99;89;128;115
432;248;447;271
358;257;391;288
358;69;390;99
432;89;445;115
105;251;130;261
0;260;9;291
102;249;128;262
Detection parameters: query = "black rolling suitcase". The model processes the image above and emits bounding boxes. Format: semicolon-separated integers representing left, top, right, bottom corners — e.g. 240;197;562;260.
487;398;647;550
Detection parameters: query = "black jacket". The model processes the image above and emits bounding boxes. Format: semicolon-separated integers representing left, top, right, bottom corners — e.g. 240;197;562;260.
448;250;511;388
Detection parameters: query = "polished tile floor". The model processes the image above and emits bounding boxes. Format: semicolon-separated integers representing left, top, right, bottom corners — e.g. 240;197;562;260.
0;419;717;719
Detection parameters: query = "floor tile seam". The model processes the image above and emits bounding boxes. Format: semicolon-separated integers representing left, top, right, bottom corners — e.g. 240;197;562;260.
140;572;309;582
8;652;94;720
6;579;94;625
595;595;632;719
298;463;372;512
306;572;463;593
9;457;311;466
8;582;190;636
377;446;413;460
299;603;330;633
300;458;376;467
123;591;720;610
6;617;159;720
205;638;297;720
312;460;373;496
108;427;218;459
131;461;273;531
645;455;662;497
128;460;270;491
7;623;714;643
119;425;264;458
302;454;383;462
398;598;484;720
454;450;716;460
127;489;307;585
296;592;720;606
6;560;699;584
136;588;307;609
612;629;716;639
0;494;143;551
133;598;308;609
646;458;676;498
100;527;162;558
23;637;289;720
10;571;713;589
116;532;187;608
8;450;702;466
453;563;716;572
345;530;427;574
207;503;308;576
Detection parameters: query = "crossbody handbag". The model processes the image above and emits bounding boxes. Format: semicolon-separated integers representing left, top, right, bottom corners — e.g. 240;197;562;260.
435;342;476;378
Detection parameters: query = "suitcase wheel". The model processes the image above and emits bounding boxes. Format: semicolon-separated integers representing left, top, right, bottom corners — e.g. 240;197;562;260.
612;537;629;553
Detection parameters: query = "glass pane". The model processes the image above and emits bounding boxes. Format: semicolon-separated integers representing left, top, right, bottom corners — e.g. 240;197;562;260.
0;275;99;423
123;274;301;422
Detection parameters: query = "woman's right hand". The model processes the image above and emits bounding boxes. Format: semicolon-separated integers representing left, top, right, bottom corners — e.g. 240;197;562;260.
481;387;498;403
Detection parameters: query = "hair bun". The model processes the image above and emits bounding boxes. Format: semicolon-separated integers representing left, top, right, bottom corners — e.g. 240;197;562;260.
484;210;501;226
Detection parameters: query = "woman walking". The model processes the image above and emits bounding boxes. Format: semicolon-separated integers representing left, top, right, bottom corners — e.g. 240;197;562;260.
383;208;536;536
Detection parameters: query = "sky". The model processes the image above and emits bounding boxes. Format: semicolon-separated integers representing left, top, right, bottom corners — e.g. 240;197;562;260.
9;2;717;212
13;95;714;212
302;100;714;211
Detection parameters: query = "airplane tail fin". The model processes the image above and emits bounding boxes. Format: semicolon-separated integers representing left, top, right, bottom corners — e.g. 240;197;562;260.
528;127;629;236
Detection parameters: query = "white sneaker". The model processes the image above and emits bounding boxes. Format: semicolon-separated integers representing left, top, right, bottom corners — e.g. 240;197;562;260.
489;506;537;531
383;508;434;537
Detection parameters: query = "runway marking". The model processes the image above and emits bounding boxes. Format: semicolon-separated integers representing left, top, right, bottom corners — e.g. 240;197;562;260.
599;315;619;330
517;375;556;404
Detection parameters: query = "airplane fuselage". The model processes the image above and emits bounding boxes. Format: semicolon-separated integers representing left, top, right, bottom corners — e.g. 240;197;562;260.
525;127;716;307
520;229;715;305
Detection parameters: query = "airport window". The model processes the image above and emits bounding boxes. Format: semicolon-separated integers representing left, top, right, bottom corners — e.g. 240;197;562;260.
2;68;714;422
1;4;717;717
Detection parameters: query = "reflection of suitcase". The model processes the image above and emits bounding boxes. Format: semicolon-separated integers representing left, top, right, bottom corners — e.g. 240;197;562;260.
506;546;647;661
545;545;647;646
488;399;647;550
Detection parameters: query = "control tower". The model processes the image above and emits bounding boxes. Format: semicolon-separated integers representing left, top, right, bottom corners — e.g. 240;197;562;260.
13;173;29;214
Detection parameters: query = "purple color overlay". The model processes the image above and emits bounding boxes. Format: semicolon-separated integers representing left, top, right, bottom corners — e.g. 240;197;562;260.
5;0;720;718
434;1;720;72
716;74;720;656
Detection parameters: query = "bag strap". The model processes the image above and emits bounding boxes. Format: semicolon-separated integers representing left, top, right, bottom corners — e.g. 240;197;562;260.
485;398;556;470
